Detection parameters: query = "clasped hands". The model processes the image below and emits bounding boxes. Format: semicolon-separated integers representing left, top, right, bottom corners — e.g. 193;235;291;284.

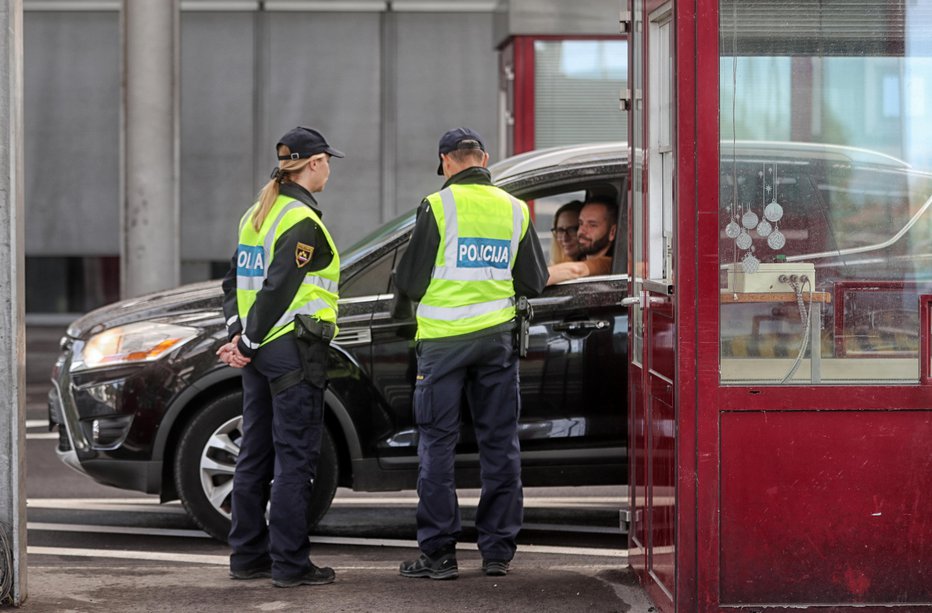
216;334;251;368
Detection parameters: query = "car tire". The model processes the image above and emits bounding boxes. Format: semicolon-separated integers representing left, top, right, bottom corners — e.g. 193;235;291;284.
173;391;339;542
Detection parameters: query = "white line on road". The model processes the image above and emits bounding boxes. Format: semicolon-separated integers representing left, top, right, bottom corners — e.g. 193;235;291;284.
28;499;187;514
28;540;627;563
331;497;624;508
28;547;229;566
28;496;625;510
26;432;59;440
28;522;211;539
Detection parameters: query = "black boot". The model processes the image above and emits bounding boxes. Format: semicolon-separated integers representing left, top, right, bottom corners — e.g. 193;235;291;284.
399;546;458;580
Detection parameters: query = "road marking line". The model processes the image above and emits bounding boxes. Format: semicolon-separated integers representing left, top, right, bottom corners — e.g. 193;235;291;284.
29;498;173;505
29;518;621;540
28;547;229;565
26;433;59;440
28;546;625;572
28;541;626;562
330;497;625;506
521;522;622;535
28;497;625;511
28;522;211;539
26;498;187;515
28;525;626;558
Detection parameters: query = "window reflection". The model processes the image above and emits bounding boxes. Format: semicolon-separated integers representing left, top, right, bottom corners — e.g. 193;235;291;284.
719;0;932;385
534;40;628;149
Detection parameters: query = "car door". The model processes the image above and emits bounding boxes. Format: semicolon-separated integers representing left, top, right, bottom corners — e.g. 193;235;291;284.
367;173;629;480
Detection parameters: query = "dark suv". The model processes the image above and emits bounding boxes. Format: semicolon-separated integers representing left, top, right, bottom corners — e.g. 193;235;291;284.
48;143;631;541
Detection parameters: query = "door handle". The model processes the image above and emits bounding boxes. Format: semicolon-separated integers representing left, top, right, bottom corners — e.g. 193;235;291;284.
620;296;640;307
553;320;611;332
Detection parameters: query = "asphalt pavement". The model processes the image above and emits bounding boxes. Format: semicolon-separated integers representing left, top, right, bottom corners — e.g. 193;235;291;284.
12;324;656;613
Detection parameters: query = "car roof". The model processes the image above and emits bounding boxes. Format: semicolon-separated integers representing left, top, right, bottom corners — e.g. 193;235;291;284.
489;142;627;184
488;140;913;186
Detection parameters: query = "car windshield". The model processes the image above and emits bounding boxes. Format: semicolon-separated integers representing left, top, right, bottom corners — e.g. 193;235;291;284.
339;208;416;269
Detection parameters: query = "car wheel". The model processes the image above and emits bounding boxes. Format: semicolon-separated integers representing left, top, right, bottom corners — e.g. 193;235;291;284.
173;391;339;542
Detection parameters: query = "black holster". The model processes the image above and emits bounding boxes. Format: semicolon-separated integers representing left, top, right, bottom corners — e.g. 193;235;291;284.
269;315;335;396
513;296;533;358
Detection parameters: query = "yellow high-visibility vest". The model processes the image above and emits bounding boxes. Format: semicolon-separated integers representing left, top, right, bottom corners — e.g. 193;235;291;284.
236;194;340;350
416;183;529;340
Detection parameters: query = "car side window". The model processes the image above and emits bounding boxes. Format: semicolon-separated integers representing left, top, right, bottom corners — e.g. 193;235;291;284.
517;181;626;276
340;250;394;298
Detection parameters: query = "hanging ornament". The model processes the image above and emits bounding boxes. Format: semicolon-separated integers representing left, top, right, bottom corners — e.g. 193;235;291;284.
756;219;772;237
764;199;783;222
741;251;760;274
767;227;786;250
742;209;759;230
736;229;752;250
725;219;741;239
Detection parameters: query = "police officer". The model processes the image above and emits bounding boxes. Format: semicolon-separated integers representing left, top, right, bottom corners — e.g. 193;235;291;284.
394;127;548;579
217;126;342;588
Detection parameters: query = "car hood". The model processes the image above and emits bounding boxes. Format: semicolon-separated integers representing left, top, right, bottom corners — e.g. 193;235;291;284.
66;281;224;340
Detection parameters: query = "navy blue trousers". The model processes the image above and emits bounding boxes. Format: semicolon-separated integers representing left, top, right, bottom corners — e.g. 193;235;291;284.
228;334;324;580
413;330;523;562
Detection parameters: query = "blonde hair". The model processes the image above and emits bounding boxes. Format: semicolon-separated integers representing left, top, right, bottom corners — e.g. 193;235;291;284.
251;146;326;232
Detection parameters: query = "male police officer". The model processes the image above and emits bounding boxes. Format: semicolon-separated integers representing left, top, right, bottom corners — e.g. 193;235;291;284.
394;127;548;579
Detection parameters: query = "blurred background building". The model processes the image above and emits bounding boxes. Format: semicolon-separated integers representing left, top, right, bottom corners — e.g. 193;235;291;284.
23;0;626;318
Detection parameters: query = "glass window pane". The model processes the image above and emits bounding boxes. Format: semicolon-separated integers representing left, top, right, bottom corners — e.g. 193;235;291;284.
719;0;932;385
534;39;628;149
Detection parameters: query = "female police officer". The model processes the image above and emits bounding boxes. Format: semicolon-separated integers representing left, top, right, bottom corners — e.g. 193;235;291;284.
217;126;342;588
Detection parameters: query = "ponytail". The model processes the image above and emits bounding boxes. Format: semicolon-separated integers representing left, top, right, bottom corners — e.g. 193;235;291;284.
250;145;317;232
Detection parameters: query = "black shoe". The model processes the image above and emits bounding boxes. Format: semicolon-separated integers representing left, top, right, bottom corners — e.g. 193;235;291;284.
482;559;510;577
229;565;272;580
399;548;458;580
272;564;336;588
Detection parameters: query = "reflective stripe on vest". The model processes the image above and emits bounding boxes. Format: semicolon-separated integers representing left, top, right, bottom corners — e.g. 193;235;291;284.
417;297;515;321
235;201;307;291
415;183;529;340
431;188;525;282
236;194;340;347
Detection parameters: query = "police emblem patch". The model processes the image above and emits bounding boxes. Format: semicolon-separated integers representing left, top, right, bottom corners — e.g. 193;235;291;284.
295;242;314;268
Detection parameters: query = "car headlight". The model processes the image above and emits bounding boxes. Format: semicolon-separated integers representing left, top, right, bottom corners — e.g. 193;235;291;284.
71;322;199;371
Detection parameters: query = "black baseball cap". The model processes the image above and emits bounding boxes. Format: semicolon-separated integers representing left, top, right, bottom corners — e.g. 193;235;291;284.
437;127;485;175
276;126;344;160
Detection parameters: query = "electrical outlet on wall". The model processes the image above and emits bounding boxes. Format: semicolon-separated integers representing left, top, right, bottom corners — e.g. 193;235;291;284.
721;262;815;293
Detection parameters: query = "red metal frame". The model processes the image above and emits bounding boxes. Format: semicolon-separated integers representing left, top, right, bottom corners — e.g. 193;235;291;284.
512;36;535;155
921;295;932;385
635;1;932;608
673;0;700;609
510;34;627;155
689;0;932;609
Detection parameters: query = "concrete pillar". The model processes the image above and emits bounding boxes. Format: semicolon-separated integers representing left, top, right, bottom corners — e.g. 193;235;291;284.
380;10;397;224
121;0;180;298
0;0;27;605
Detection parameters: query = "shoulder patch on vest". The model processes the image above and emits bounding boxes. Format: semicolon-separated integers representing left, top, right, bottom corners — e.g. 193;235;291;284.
295;242;314;268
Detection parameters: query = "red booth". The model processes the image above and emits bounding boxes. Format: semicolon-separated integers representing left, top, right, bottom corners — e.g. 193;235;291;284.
626;0;932;610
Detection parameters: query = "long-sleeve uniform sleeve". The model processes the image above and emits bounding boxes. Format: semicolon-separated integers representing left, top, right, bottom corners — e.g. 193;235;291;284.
221;252;242;341
393;199;439;303
223;217;333;358
512;218;548;299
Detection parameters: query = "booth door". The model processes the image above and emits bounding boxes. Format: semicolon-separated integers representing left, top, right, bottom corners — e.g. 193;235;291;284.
628;0;677;608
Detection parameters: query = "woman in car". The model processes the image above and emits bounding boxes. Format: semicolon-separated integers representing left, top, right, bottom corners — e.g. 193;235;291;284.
217;126;343;588
549;199;584;264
